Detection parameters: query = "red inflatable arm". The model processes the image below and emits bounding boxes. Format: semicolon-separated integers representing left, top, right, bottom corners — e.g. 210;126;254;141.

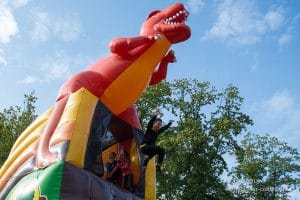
109;36;155;58
150;50;176;85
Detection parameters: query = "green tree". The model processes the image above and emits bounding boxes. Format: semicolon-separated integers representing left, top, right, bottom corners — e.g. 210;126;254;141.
230;133;300;200
136;81;172;128
137;79;253;199
0;92;37;166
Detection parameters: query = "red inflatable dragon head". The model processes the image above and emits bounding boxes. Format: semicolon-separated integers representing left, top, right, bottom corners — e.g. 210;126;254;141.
140;3;191;44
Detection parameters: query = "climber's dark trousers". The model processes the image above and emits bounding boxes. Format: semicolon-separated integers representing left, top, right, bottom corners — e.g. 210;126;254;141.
141;145;165;165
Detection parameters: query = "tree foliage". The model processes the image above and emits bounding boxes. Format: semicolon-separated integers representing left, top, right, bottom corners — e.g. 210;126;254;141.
136;81;172;128
0;92;37;166
137;79;253;199
230;133;300;200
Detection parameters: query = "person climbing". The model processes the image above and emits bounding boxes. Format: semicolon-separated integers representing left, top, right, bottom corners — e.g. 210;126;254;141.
140;108;174;173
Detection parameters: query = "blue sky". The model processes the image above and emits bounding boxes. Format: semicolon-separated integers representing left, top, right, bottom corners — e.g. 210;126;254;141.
0;0;299;197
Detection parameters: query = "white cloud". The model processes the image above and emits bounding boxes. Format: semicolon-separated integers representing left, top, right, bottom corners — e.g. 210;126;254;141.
262;91;294;115
278;26;293;48
252;90;300;147
0;5;18;43
21;50;92;84
250;64;257;71
0;49;7;66
21;75;38;84
31;10;81;42
53;14;81;41
31;11;50;42
264;7;284;30
202;1;285;45
21;50;72;84
188;0;205;14
11;0;29;8
40;50;72;81
278;13;300;49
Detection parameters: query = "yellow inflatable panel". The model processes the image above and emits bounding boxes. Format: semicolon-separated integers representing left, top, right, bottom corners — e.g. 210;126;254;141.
145;158;156;200
130;138;141;184
65;88;98;167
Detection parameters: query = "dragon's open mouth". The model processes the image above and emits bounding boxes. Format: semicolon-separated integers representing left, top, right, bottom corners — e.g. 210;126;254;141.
163;8;189;25
142;3;191;43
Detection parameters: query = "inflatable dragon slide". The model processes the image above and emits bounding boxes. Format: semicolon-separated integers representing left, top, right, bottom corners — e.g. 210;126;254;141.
0;3;191;199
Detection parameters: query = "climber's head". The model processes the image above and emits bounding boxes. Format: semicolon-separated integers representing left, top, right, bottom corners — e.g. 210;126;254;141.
152;118;162;131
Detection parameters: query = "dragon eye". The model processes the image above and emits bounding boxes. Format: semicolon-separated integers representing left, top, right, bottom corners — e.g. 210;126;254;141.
146;10;161;19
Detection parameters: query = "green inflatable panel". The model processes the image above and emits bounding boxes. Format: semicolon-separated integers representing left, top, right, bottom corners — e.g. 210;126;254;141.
6;161;64;200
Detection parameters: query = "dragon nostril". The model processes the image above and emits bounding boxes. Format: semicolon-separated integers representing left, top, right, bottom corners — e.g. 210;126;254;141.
186;10;190;17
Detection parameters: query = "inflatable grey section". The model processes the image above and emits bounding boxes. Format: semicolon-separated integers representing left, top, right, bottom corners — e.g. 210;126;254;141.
61;161;143;200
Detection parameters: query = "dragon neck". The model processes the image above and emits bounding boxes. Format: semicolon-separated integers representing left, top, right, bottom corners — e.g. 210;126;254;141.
100;35;171;115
